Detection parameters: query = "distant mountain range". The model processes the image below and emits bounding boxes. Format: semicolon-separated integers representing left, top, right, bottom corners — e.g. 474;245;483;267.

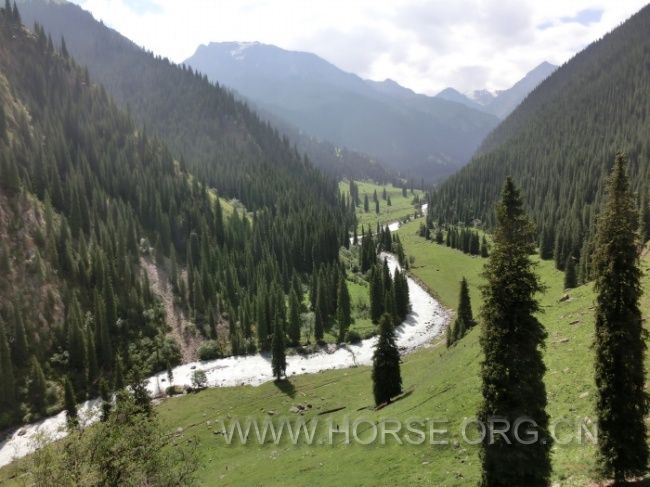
435;62;557;119
185;42;501;181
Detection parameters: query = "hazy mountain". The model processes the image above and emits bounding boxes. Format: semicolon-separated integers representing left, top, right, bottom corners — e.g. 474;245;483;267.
433;6;650;270
185;42;500;181
16;1;388;182
437;62;557;119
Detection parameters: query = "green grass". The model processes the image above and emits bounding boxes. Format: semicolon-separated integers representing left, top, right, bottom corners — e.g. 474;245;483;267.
3;219;649;487
340;180;422;229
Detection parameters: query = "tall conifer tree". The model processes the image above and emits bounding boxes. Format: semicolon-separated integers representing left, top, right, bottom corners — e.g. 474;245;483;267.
371;313;402;406
478;178;551;487
593;154;648;482
271;318;287;380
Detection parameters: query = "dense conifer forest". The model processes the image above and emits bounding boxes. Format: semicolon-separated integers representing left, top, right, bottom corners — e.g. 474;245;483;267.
0;7;350;429
431;4;650;278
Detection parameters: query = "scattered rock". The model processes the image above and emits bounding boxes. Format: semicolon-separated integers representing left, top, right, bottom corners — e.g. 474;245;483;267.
267;410;276;416
569;320;580;325
579;391;589;399
558;338;570;344
17;429;26;437
559;294;570;302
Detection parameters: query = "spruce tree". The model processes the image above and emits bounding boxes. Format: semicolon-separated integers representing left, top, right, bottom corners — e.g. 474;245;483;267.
393;268;410;322
563;256;577;289
64;377;78;429
287;289;301;345
371;313;402;406
369;265;385;323
478;178;551;487
271;318;287;380
0;320;16;424
336;274;351;343
28;356;48;417
314;306;324;343
11;306;28;368
593;154;648;483
447;277;475;347
364;194;369;213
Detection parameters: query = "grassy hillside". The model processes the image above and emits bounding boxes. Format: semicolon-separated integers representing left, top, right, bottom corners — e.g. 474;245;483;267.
340;180;423;229
5;216;648;486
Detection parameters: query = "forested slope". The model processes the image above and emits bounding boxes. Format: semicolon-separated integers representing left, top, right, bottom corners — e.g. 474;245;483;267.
432;4;650;275
17;0;390;182
0;7;349;431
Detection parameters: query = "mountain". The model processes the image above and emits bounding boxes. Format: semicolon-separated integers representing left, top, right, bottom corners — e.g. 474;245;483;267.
437;62;557;119
436;87;485;112
0;3;348;430
184;42;500;181
484;61;557;118
432;5;650;274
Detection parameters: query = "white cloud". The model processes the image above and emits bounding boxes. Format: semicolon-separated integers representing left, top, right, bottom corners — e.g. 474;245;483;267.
71;0;648;94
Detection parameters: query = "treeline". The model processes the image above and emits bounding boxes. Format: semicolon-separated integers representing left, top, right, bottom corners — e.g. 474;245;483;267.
418;223;489;257
430;4;650;278
0;8;348;429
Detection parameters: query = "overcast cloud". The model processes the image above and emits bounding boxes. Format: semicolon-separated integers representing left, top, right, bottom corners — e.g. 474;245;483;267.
71;0;648;94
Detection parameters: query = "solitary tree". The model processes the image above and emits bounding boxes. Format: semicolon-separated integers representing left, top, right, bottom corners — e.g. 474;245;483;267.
336;275;351;343
593;154;648;483
372;313;402;406
271;318;287;380
447;277;475;347
478;177;551;486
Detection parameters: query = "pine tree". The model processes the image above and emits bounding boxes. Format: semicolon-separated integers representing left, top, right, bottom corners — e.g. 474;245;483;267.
336;274;351;343
11;306;28;368
371;313;402;406
563;256;577;289
369;265;385;323
639;192;650;244
113;354;125;390
447;278;474;347
593;154;648;483
271;317;286;380
479;178;551;487
28;356;48;417
393;268;410;322
287;289;301;345
375;198;380;214
64;377;78;429
99;378;112;422
364;194;369;213
0;320;16;424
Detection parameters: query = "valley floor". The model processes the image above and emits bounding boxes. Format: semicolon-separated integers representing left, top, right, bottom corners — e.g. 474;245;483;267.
1;217;649;487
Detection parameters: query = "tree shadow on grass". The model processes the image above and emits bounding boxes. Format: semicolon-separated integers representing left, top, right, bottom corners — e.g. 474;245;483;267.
273;378;296;399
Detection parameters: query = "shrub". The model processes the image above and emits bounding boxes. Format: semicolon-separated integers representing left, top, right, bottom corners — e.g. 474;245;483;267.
198;340;222;361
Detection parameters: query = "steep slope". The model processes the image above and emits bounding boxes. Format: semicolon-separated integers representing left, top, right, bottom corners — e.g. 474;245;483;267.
432;5;650;273
0;6;347;432
484;61;557;119
17;0;386;182
184;42;499;181
17;0;347;208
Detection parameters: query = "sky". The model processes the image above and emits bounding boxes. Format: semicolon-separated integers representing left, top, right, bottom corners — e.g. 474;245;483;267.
70;0;648;95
